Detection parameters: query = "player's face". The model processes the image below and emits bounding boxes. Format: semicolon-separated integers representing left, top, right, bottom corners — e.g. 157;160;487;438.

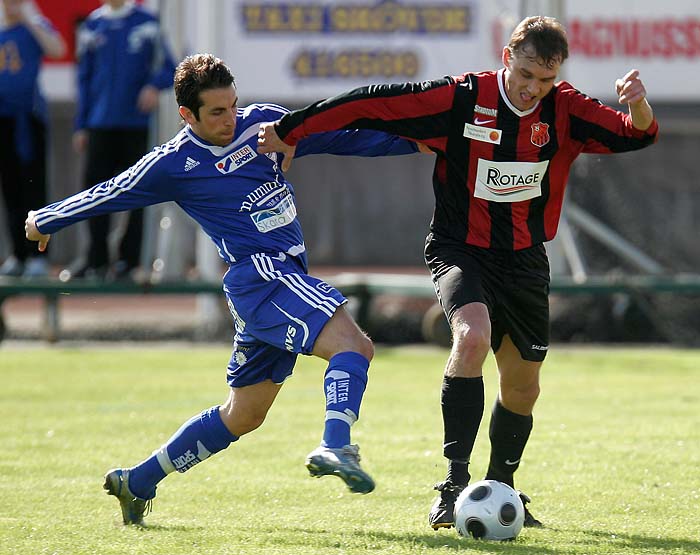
181;86;238;146
502;45;560;112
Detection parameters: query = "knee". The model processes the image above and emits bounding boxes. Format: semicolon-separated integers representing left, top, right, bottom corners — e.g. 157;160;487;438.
355;333;374;362
449;323;491;369
220;405;268;437
333;331;374;362
501;381;540;413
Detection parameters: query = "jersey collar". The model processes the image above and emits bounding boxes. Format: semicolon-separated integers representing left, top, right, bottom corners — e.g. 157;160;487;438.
100;1;136;19
185;122;258;157
498;68;540;118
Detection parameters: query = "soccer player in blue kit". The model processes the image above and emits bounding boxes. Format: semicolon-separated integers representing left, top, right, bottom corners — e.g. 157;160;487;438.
25;53;420;525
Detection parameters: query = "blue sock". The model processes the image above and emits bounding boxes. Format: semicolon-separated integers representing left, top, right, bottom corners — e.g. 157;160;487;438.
128;406;238;499
322;352;369;448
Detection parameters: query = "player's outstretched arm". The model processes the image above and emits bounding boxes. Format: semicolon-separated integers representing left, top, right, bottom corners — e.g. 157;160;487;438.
258;122;296;171
25;211;50;252
615;69;654;131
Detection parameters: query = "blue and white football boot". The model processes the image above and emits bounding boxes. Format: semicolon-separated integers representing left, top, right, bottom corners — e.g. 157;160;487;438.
305;444;375;494
103;468;153;525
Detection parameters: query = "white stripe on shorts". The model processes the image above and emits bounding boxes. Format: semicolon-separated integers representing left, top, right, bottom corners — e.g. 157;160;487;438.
251;253;339;317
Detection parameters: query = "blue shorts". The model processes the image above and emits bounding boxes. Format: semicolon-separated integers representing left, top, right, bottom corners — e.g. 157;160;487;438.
223;252;346;388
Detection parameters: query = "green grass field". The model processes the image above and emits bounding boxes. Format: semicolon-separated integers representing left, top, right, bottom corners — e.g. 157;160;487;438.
1;344;698;554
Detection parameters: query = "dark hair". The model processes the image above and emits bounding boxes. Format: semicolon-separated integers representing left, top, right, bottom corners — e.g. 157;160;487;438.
507;16;569;69
174;54;235;120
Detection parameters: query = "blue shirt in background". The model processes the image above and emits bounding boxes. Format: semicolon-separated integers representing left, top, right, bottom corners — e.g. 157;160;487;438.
75;2;176;130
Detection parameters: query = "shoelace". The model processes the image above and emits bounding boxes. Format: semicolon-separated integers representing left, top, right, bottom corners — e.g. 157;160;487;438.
433;481;464;494
143;498;153;517
342;445;361;463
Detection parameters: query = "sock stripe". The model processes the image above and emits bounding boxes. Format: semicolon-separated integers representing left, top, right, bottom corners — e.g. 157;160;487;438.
154;445;176;474
325;409;357;426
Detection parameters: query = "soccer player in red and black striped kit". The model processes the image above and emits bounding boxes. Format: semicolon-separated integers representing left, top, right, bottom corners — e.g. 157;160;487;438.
258;16;658;529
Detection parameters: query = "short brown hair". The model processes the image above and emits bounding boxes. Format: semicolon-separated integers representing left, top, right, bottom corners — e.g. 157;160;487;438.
507;16;569;69
174;54;235;120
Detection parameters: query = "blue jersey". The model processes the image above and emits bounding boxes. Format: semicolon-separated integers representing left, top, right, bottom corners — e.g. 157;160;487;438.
0;17;53;118
0;16;56;161
75;3;176;130
35;103;417;283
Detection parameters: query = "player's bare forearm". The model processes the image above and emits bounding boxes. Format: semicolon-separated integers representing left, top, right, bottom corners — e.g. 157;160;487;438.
23;2;67;59
628;98;654;132
615;69;654;131
25;211;51;252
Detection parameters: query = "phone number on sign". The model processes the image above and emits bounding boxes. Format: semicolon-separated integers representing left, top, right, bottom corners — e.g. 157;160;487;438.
292;49;420;79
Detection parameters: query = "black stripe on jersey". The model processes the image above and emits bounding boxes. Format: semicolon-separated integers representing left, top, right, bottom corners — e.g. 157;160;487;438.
527;93;558;244
326;78;455;105
350;113;452;141
432;77;476;241
569;114;655;152
278;78;454;140
488;94;517;249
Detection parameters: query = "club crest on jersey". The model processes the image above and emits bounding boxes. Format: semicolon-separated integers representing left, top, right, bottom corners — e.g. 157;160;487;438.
215;144;257;174
530;122;550;147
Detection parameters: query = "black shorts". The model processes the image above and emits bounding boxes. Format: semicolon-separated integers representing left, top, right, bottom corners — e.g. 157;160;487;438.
424;233;550;362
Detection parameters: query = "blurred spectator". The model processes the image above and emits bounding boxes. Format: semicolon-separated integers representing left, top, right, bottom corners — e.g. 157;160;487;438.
65;0;175;280
0;0;65;277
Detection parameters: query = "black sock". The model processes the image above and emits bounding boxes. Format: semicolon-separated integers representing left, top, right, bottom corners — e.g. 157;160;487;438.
446;460;469;486
485;400;533;488
441;376;484;485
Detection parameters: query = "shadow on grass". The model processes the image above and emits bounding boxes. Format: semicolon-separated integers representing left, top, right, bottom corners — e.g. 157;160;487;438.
129;523;205;533
575;529;700;554
236;525;559;554
358;530;559;553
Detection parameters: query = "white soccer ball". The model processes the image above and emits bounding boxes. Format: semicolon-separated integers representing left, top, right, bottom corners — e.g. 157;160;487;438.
454;480;525;541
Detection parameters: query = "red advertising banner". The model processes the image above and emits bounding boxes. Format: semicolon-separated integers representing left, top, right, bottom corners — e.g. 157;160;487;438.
35;0;101;62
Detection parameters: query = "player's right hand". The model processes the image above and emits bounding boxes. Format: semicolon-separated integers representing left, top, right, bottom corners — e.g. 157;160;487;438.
72;130;88;153
25;211;51;252
137;85;160;113
257;122;296;171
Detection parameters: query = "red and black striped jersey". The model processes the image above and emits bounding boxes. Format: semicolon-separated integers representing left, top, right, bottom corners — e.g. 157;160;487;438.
275;69;659;250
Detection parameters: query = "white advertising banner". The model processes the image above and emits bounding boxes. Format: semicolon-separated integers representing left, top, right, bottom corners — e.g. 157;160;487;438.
41;0;697;103
223;0;520;103
562;0;700;101
223;0;698;104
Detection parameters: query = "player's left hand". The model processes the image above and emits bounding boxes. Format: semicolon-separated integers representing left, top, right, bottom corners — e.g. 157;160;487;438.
137;85;160;113
5;1;40;24
616;69;647;105
25;211;51;252
257;122;296;171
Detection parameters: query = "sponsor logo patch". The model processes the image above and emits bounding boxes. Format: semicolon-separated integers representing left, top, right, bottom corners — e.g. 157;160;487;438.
464;123;502;144
474;159;549;202
172;441;211;473
284;325;297;352
226;298;246;332
234;351;248;366
184;156;200;171
316;281;333;294
326;377;350;405
250;194;297;233
215;144;257;174
473;116;495;126
474;104;498;117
